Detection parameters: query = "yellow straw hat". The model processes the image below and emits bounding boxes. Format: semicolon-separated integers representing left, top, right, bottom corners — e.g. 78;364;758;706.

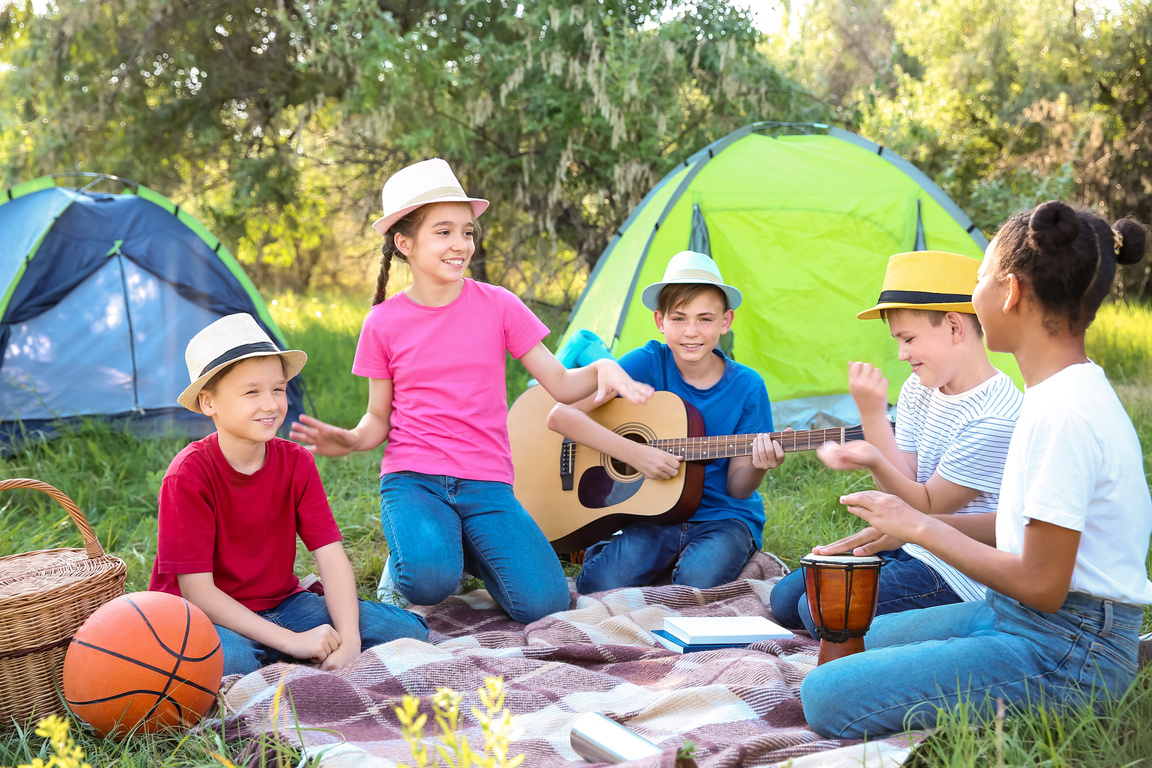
856;251;981;320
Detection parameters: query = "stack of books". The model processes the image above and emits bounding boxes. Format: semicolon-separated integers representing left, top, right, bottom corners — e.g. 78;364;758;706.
652;615;792;654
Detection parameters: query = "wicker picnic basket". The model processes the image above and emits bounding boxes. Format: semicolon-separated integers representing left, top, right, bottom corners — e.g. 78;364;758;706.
0;478;126;726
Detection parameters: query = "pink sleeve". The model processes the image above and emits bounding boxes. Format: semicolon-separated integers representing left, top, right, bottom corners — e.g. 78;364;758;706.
351;306;393;379
500;288;549;359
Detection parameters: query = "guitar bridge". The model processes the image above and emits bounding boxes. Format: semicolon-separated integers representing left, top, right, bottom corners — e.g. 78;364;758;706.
560;439;575;491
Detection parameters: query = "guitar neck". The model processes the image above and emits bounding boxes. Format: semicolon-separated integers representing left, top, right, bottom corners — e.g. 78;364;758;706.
650;425;863;461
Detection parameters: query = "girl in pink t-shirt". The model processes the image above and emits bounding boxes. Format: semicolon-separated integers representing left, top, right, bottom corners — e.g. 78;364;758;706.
291;158;652;623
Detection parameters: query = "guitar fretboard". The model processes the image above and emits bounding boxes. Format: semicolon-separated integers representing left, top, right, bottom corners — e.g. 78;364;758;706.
650;427;853;461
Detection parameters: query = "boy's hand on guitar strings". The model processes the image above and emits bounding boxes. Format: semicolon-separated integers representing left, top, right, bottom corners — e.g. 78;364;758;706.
751;431;787;470
817;440;878;471
811;525;906;558
630;443;683;480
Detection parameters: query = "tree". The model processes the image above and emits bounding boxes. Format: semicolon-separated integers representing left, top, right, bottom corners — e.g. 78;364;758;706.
857;0;1151;295
0;1;353;290
0;0;823;299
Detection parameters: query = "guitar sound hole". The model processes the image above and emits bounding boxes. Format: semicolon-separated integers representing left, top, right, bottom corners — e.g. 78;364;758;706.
609;433;649;477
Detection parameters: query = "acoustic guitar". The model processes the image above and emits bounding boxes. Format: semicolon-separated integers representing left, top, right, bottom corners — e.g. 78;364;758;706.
508;386;866;553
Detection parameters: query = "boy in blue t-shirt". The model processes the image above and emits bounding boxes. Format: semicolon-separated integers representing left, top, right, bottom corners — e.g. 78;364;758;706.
548;250;786;592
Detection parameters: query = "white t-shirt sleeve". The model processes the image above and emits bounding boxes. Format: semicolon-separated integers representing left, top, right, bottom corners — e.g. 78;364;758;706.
1012;407;1098;532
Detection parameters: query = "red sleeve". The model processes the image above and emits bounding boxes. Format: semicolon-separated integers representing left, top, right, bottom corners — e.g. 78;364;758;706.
155;456;217;575
290;446;342;552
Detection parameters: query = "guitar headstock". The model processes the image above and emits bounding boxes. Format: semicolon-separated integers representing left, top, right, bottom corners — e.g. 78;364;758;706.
843;424;865;442
841;419;895;443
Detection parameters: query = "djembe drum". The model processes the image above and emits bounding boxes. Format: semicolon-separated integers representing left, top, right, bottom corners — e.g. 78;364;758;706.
800;553;884;665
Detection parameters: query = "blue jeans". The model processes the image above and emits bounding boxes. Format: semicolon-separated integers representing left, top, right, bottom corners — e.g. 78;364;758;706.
800;590;1142;738
769;547;963;636
575;519;757;593
215;590;429;677
379;472;569;623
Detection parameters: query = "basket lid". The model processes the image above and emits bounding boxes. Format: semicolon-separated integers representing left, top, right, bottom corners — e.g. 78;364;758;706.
0;548;126;602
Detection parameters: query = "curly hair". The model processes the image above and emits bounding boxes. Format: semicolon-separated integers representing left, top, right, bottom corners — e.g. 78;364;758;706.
991;201;1147;335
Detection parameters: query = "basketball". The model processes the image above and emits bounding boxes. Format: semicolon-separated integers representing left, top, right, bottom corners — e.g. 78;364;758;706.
63;591;223;739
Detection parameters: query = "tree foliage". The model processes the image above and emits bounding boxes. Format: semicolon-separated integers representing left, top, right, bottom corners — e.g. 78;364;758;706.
5;0;1149;299
0;0;821;298
775;0;1152;297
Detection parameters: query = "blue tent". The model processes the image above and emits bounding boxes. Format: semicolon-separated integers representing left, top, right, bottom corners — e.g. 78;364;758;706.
0;174;307;453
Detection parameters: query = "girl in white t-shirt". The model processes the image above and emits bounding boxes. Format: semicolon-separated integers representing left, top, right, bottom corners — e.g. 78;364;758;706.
291;159;652;623
801;200;1152;738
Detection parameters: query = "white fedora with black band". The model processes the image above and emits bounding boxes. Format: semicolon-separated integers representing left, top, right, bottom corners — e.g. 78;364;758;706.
372;158;489;235
178;313;307;413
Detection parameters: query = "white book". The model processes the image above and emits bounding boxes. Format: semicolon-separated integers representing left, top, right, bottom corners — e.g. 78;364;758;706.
651;630;751;654
663;615;792;645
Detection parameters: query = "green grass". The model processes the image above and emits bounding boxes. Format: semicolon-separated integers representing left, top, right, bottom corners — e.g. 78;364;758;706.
2;294;1151;765
1087;301;1152;384
905;667;1152;768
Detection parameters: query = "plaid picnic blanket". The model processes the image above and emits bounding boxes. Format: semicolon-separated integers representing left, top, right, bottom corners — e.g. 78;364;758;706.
214;553;923;767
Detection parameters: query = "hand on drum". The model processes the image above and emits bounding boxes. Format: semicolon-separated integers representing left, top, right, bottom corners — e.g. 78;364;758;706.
811;526;907;558
839;490;930;544
817;440;879;472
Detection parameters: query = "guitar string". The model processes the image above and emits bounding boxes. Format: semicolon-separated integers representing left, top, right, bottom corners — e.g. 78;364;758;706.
568;427;856;459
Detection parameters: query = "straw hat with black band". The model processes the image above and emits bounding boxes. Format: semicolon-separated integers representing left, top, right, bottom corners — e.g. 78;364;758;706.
856;251;981;321
178;313;307;413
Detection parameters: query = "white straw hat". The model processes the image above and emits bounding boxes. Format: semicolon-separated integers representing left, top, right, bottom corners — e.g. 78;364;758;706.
640;250;743;311
372;158;489;235
178;313;307;413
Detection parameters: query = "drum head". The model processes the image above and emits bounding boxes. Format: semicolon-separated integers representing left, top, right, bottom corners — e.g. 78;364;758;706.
799;553;884;567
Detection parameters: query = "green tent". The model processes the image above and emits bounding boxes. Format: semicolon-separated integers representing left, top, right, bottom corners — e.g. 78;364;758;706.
560;122;1021;427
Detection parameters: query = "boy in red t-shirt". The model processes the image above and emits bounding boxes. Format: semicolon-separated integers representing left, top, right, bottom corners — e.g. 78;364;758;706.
149;313;427;677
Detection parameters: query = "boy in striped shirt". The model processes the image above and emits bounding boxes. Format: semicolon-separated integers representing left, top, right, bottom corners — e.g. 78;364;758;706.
770;251;1023;635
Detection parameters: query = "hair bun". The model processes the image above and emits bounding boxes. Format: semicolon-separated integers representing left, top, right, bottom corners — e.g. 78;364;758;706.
1113;218;1148;266
1028;200;1080;251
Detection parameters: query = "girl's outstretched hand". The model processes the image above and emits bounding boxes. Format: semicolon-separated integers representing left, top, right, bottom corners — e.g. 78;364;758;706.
291;414;358;457
839;490;928;544
592;360;654;405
